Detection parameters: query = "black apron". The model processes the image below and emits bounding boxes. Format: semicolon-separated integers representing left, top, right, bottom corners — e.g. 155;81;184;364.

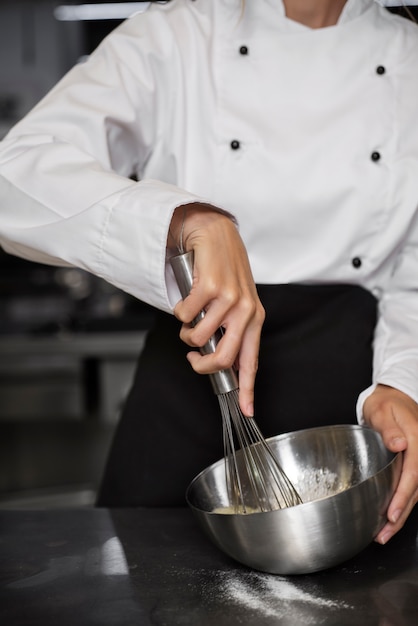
97;283;377;507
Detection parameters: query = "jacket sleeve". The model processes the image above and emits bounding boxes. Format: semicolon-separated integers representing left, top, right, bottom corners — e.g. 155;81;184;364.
356;39;418;421
0;15;205;313
357;206;418;421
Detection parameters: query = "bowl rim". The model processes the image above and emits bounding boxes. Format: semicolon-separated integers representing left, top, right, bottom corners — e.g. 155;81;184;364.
185;423;401;515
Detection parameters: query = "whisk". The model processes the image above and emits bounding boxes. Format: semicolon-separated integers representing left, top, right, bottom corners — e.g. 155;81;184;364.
170;250;302;514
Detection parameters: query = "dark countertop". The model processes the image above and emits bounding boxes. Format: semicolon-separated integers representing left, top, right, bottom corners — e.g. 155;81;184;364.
1;506;417;625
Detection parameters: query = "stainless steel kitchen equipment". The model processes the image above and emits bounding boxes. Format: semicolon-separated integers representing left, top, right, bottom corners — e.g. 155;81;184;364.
186;424;402;575
170;250;302;513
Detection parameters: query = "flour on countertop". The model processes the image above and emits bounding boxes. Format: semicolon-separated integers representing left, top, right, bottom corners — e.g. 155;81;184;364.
218;570;352;616
168;566;354;621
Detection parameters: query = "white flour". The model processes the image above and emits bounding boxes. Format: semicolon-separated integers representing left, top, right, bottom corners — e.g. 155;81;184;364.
212;467;348;515
168;566;354;621
295;467;347;502
212;569;353;621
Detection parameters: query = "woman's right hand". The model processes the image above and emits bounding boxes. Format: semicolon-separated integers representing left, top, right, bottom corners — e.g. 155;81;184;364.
169;203;265;417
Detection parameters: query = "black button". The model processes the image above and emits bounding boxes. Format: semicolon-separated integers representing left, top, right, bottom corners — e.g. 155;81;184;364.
352;257;362;269
376;65;386;75
371;151;381;162
230;140;240;150
239;45;249;55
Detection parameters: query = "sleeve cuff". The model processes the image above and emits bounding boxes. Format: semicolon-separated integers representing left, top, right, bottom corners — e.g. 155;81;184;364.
356;384;377;425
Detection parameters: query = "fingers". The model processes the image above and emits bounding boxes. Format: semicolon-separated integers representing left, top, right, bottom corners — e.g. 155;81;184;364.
176;290;260;361
375;446;418;544
182;302;263;417
363;385;418;544
176;294;264;417
382;429;418;542
235;326;261;417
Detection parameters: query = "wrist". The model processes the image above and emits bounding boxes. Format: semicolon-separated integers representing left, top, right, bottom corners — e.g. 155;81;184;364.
168;202;236;252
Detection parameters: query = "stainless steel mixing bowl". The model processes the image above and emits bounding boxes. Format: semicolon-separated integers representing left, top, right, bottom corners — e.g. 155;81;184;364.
186;424;402;575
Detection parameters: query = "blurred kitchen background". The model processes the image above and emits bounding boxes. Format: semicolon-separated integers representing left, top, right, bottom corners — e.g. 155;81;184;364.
0;0;154;509
0;0;417;509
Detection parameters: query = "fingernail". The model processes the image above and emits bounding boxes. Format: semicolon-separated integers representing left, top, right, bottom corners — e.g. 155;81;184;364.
390;509;401;524
392;435;406;443
246;403;254;418
379;531;392;545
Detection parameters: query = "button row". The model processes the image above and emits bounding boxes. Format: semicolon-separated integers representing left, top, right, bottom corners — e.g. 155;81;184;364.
230;141;382;166
238;44;386;80
232;49;384;271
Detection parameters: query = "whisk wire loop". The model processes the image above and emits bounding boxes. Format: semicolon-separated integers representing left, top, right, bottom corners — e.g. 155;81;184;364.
220;389;302;512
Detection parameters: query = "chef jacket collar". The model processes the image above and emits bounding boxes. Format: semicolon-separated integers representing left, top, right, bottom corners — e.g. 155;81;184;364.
271;0;375;26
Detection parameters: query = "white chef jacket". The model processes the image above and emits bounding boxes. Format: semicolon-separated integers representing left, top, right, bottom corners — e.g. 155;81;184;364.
1;0;418;419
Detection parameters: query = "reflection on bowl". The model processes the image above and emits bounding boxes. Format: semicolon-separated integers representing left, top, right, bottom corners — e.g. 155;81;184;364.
186;425;402;575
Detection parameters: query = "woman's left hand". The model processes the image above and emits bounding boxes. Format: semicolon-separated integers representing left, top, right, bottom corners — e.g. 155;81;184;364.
363;384;418;544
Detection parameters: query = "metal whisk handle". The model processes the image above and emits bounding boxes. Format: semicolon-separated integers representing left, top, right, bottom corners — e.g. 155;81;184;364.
170;251;239;395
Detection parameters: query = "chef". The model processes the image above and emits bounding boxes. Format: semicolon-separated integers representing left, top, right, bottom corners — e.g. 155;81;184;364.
0;0;417;544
